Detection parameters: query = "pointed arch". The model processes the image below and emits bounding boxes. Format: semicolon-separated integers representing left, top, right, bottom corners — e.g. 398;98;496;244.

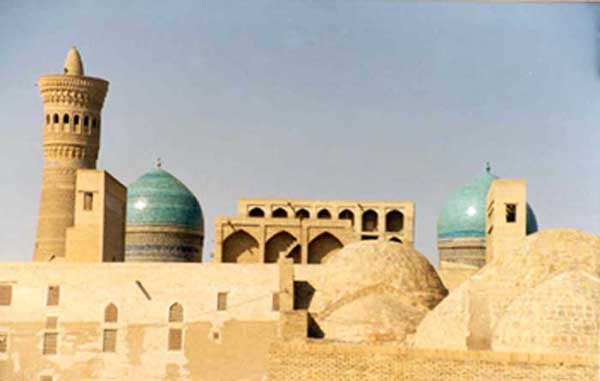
385;210;404;232
222;230;259;263
104;303;118;323
169;302;183;323
265;231;297;263
308;232;343;264
295;208;310;219
338;209;354;226
248;207;265;217
272;208;288;218
362;209;378;232
317;209;331;219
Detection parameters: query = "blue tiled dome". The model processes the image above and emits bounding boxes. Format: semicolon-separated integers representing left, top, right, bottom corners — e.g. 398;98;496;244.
437;169;537;239
126;167;203;230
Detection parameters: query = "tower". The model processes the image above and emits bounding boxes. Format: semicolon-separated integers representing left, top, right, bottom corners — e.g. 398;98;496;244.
485;179;528;264
34;47;109;261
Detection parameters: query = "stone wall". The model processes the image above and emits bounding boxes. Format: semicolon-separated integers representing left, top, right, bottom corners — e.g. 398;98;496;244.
267;341;598;381
0;262;288;381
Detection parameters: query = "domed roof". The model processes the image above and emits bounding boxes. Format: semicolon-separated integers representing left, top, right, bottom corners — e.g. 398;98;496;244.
311;241;447;343
414;229;600;351
64;47;84;76
126;165;203;231
492;271;600;356
437;166;538;239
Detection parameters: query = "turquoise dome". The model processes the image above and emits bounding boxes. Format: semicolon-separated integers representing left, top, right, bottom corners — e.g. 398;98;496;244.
437;169;537;239
126;167;203;230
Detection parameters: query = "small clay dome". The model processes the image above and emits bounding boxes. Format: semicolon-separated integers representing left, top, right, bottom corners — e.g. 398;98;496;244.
415;229;600;351
311;241;447;343
492;271;600;356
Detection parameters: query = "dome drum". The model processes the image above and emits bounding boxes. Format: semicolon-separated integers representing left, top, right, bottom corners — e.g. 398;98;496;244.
125;226;204;263
437;237;486;268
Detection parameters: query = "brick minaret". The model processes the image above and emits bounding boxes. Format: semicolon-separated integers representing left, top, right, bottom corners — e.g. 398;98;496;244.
34;47;109;261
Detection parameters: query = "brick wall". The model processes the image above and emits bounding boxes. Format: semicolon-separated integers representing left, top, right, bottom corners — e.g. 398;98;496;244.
267;340;598;381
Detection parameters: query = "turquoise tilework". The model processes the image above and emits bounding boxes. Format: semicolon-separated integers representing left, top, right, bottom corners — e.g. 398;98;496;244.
126;168;203;229
437;171;537;239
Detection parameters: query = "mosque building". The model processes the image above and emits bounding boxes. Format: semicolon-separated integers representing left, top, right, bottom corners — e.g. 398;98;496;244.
0;48;598;381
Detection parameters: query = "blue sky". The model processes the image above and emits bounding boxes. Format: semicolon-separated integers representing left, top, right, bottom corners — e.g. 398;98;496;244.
1;1;599;262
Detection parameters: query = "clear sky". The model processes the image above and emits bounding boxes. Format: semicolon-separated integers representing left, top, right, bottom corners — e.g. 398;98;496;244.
1;1;599;263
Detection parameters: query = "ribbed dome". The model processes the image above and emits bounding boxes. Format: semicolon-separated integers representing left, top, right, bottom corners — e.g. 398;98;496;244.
127;167;203;230
437;168;538;239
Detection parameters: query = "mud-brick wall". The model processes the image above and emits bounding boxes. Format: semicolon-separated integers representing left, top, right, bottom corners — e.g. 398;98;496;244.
267;341;598;381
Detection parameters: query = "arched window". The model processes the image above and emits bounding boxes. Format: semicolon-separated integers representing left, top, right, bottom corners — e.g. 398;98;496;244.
248;207;265;217
295;209;310;219
385;210;404;232
83;115;89;127
92;118;97;129
389;237;402;243
104;303;118;323
168;303;184;351
338;209;354;226
53;114;59;124
308;233;343;264
169;303;183;323
222;230;259;263
362;210;378;232
74;115;80;125
272;208;288;218
317;209;331;219
265;231;297;263
46;114;50;125
63;114;70;124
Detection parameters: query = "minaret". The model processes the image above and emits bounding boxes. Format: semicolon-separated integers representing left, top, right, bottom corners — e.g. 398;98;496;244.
34;47;109;261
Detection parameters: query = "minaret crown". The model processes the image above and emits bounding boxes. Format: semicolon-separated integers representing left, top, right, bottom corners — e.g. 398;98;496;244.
64;47;84;76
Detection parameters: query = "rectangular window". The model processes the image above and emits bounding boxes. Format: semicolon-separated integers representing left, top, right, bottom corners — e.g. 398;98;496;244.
45;317;58;330
83;192;93;211
505;204;517;223
102;329;117;352
272;292;280;311
168;328;182;351
217;292;227;311
0;332;7;353
0;285;12;306
47;286;60;306
43;332;58;355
